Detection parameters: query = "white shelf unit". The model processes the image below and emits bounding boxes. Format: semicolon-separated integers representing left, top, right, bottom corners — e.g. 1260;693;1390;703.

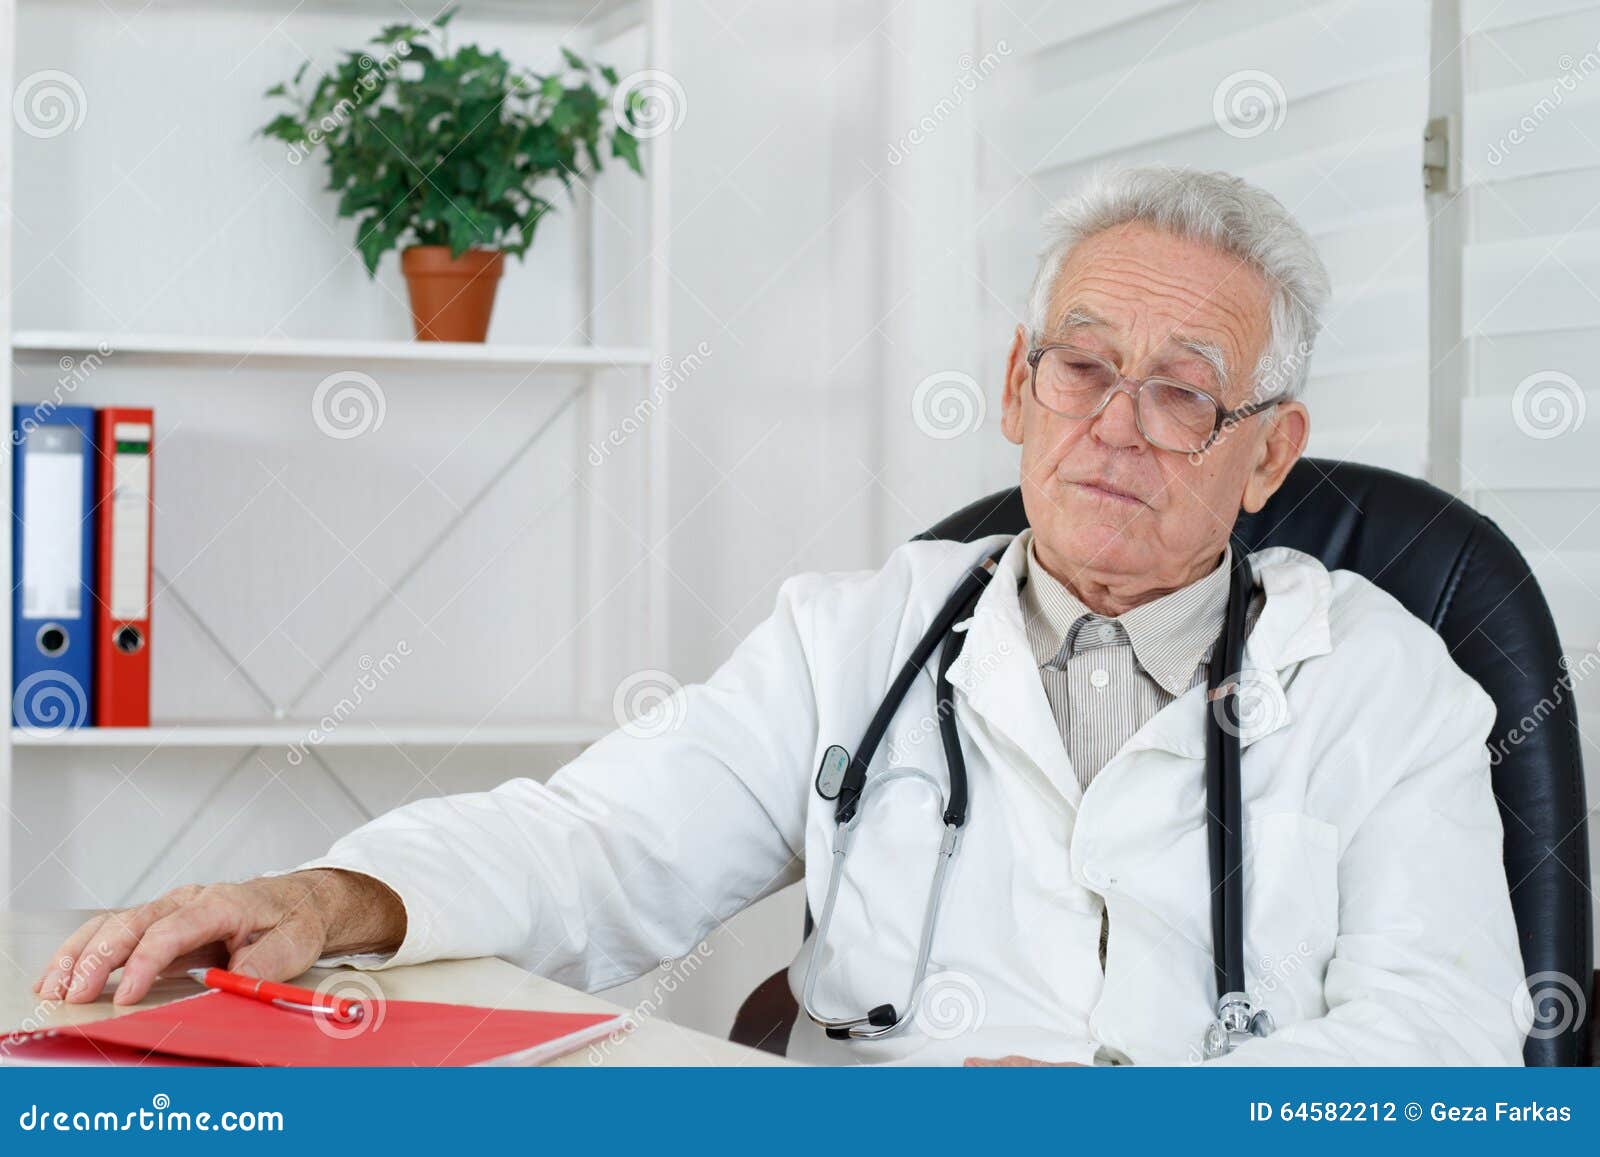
0;0;675;906
12;721;615;748
12;331;653;371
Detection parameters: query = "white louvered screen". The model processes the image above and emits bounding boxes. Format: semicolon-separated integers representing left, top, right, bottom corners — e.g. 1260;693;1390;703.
1458;0;1600;751
975;0;1432;474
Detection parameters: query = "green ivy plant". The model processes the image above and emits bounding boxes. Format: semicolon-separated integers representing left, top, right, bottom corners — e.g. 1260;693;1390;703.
259;6;644;275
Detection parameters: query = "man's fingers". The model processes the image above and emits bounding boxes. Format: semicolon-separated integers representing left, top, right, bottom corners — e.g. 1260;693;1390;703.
36;912;113;999
61;889;198;1004
36;911;105;996
228;913;324;982
113;895;247;1006
37;878;327;1009
62;907;166;1003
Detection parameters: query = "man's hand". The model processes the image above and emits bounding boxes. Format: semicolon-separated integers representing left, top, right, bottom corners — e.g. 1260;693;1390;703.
34;869;406;1007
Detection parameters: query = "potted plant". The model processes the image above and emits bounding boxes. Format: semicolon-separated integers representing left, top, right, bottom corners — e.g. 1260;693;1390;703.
260;7;645;342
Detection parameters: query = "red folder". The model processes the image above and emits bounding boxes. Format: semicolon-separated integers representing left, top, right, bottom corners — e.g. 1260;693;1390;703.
1;989;626;1067
93;407;154;726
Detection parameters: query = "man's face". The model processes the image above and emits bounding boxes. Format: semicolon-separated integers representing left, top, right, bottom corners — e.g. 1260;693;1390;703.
1000;221;1308;606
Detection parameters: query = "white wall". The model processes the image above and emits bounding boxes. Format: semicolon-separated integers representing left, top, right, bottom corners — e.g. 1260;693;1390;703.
0;0;14;906
612;0;898;1036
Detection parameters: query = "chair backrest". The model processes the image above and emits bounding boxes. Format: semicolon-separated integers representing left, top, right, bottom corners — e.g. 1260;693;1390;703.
920;457;1592;1066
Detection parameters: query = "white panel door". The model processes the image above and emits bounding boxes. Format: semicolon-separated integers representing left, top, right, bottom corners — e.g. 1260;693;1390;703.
1458;0;1600;770
975;0;1433;475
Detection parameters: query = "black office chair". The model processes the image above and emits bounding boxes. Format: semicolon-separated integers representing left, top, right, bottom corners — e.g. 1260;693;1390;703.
730;457;1593;1065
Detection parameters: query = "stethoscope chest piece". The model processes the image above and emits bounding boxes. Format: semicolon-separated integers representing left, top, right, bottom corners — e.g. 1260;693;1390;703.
1202;992;1276;1059
815;744;850;801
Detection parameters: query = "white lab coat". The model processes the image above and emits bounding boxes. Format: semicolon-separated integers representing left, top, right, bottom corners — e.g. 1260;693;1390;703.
302;533;1529;1066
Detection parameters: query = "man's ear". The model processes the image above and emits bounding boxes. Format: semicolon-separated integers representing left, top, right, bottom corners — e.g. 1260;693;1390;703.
1000;325;1030;446
1241;400;1309;513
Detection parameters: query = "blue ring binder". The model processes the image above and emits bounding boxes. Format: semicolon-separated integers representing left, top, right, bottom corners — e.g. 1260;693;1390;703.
12;404;97;731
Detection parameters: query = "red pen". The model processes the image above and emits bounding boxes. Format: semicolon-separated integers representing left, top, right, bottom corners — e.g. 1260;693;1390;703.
187;967;364;1023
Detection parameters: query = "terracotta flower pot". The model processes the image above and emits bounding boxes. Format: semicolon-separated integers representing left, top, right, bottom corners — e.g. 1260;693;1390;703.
400;245;505;342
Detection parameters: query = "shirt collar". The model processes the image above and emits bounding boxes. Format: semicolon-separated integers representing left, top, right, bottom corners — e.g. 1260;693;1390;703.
1019;531;1232;697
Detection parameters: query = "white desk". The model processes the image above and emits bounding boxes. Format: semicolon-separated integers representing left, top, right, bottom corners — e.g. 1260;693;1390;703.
0;911;786;1067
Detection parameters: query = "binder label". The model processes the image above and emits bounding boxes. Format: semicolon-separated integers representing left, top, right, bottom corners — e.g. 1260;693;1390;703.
109;452;151;619
21;425;84;619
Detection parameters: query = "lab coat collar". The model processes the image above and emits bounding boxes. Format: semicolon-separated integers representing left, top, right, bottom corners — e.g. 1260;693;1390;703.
949;537;1333;771
947;535;1083;805
1120;544;1334;760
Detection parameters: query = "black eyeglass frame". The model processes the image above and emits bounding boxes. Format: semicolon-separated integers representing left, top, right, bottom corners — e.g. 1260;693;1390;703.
1025;342;1287;454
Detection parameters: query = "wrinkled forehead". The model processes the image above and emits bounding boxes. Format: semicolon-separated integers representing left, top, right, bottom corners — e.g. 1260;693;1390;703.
1041;224;1274;387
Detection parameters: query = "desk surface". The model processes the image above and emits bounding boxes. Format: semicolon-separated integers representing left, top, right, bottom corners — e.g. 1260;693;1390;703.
0;911;785;1067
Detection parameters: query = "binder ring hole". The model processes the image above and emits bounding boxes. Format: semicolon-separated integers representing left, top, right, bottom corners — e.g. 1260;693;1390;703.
36;625;68;658
114;626;145;655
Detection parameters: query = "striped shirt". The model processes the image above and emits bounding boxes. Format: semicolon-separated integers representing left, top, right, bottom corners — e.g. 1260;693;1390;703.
1021;531;1239;978
1020;532;1234;795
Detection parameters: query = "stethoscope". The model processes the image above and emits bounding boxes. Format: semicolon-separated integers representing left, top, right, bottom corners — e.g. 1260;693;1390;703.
800;538;1275;1058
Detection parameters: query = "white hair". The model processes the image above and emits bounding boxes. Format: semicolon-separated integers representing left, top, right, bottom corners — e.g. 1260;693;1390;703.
1025;166;1331;400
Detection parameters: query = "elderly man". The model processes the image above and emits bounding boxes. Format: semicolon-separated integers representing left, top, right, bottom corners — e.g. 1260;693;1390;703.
39;167;1526;1066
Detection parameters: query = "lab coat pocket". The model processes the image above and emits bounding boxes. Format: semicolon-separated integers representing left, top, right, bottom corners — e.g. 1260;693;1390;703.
1244;811;1339;1021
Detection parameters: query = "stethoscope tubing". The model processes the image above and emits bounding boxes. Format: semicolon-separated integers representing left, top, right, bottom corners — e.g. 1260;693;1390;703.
1207;548;1254;999
833;553;1001;827
802;538;1262;1052
803;550;1004;1040
801;769;960;1039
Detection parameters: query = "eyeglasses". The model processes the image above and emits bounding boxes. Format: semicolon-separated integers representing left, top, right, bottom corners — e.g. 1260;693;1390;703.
1026;343;1285;455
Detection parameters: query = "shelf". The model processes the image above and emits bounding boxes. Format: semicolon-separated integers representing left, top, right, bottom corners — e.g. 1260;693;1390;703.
10;331;652;372
12;720;614;748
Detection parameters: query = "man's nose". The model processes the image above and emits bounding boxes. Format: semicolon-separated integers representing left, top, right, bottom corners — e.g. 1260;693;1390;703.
1089;381;1145;449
